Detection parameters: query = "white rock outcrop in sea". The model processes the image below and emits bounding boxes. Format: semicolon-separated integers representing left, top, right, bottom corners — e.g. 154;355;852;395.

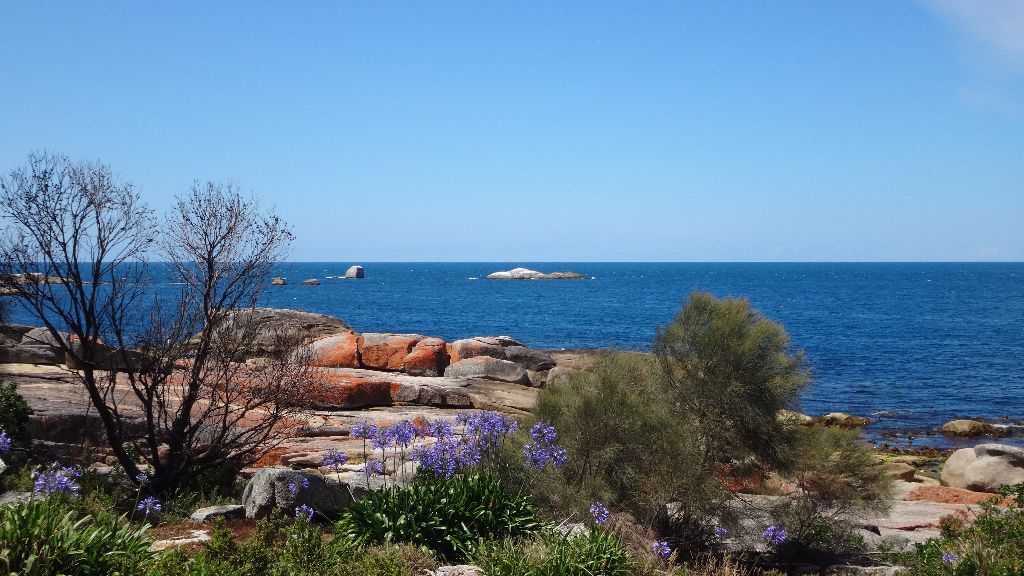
271;276;286;285
941;443;1024;492
486;267;584;280
301;278;320;285
344;265;365;279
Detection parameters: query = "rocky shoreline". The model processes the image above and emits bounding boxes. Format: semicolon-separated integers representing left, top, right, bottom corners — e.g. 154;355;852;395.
3;307;1024;560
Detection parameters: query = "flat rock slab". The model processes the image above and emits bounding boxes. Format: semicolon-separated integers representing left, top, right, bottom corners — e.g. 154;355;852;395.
150;529;211;551
191;504;245;522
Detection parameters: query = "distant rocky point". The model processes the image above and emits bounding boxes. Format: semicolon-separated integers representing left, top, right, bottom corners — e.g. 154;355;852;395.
344;265;364;279
486;267;585;280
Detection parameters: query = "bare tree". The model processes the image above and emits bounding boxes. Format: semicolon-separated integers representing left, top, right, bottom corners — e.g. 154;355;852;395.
0;152;156;480
0;153;318;496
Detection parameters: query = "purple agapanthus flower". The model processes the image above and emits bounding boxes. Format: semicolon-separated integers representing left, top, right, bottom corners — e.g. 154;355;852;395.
714;526;730;541
32;462;82;497
351;422;377;440
392;420;418;447
137;496;162;516
321;448;348;473
287;476;310;495
942;552;960;564
136;472;149;483
412;436;460;478
372;425;396;451
0;430;11;454
523;422;567;469
763;525;787;546
364;458;385;475
652;540;672;560
295;504;314;520
590;502;610;525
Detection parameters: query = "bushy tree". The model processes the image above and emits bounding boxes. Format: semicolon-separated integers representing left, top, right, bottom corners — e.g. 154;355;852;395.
535;352;715;520
654;290;810;473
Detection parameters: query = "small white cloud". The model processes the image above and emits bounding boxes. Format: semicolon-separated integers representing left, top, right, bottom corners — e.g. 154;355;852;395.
923;0;1024;69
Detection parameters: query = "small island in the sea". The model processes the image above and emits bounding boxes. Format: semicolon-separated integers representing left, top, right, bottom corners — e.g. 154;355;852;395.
486;267;585;280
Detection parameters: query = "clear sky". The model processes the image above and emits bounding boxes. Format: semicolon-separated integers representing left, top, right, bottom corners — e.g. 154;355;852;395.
1;1;1022;261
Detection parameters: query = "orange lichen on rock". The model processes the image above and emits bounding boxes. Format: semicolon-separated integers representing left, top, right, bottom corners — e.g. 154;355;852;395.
307;332;360;368
315;372;394;408
907;485;1009;505
358;334;422;371
403;337;449;376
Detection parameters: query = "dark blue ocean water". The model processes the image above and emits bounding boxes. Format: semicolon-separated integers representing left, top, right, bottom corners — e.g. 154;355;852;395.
7;262;1024;447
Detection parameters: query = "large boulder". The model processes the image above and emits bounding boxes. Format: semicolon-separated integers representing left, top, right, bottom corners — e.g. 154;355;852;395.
446;336;554;373
503;346;556;371
444;357;530;385
358;333;423;371
305;332;360;368
212;308;351;356
447;336;521;364
344;266;365;279
0;325;65;365
403;337;449;376
241;468;351;519
941;419;993;437
941;444;1024;492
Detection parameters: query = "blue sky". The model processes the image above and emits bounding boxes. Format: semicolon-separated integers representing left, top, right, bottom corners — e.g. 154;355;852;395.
1;1;1021;261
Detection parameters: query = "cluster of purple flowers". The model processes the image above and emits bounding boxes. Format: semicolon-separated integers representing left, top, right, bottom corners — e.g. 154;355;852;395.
295;504;314;520
0;430;11;454
589;502;610;525
32;462;82;496
942;552;960;564
137;496;162;517
411;412;521;478
287;476;310;495
364;458;385;475
763;525;788;547
321;448;348;473
523;422;567;469
714;526;730;541
652;540;672;560
354;420;421;450
136;472;149;484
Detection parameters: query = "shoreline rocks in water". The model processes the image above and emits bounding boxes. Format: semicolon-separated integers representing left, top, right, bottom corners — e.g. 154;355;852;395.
486;267;585;280
301;278;320;286
941;419;996;438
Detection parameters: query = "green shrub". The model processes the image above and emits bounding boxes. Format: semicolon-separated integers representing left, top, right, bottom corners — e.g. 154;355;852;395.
335;474;540;561
767;427;893;562
473;528;635;576
654;291;809;474
0;380;32;446
900;482;1024;576
534;352;713;522
145;515;437;576
0;496;153;576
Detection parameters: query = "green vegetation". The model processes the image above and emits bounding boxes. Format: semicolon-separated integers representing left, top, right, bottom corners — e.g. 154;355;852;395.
0;497;153;576
900;482;1024;576
335;474;540;561
146;515;439;576
473;528;636;576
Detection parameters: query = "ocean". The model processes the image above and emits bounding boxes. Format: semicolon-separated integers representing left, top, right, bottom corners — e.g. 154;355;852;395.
7;262;1023;448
